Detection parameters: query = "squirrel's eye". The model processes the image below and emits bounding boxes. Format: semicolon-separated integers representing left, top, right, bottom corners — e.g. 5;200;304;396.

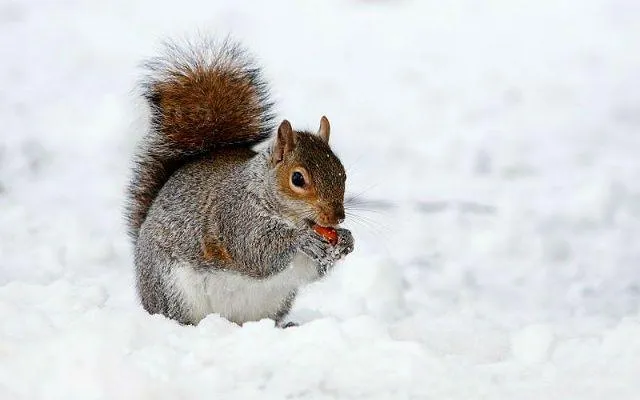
291;171;305;187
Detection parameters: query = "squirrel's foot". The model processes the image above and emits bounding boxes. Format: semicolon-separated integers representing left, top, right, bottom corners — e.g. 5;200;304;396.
333;228;354;259
299;227;354;276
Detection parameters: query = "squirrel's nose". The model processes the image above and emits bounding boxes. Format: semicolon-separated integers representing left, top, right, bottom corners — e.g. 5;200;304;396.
335;206;345;224
319;203;345;226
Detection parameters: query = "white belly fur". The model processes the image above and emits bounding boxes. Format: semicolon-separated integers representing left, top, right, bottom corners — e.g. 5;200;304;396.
170;252;319;324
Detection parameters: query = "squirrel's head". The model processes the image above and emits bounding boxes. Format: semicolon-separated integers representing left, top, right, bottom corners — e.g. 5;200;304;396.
270;116;346;228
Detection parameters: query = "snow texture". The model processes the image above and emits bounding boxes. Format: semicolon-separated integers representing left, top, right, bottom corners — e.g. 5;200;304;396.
1;0;640;399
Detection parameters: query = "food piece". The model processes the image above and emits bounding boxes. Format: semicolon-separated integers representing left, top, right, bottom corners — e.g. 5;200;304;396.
312;224;338;246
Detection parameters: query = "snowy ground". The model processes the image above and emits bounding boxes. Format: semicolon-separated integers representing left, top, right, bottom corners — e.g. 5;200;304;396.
1;0;640;398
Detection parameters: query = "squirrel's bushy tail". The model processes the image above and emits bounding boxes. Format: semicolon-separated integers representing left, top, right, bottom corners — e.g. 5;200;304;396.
126;37;275;241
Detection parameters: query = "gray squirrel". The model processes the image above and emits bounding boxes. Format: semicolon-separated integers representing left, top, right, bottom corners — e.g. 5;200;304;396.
125;37;354;327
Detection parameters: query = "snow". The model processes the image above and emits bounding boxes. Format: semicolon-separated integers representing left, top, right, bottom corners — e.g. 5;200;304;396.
1;0;640;398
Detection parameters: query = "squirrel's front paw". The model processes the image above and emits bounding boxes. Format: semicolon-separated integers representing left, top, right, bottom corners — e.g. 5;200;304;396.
333;228;354;260
299;227;354;276
298;232;334;275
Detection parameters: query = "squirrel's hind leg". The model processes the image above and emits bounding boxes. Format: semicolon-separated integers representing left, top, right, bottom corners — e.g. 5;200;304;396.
135;239;197;325
274;290;298;328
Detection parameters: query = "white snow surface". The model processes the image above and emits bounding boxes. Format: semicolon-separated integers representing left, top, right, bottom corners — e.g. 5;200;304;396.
1;0;640;398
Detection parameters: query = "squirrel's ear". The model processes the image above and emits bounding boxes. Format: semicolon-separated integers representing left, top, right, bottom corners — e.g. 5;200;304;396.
272;119;296;165
318;116;330;143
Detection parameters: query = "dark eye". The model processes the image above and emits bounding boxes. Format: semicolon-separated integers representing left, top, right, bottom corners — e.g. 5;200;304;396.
291;171;305;187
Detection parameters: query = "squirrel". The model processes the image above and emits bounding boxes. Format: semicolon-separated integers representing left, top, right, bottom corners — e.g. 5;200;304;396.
125;37;354;327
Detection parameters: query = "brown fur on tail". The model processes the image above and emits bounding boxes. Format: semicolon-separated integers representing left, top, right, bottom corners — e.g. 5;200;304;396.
126;37;275;241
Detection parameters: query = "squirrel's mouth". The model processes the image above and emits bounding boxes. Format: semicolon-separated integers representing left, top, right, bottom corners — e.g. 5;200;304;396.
304;218;339;229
